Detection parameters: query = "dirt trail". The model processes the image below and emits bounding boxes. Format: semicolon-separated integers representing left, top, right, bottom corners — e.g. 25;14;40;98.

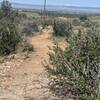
0;27;61;100
16;26;54;74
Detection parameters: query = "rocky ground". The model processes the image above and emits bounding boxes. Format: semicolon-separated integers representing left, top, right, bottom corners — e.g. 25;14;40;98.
0;26;67;100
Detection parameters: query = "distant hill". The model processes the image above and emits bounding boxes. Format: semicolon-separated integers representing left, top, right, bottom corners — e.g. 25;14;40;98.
1;2;100;14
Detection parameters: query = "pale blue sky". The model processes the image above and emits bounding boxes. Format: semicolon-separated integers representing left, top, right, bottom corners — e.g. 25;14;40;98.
6;0;100;7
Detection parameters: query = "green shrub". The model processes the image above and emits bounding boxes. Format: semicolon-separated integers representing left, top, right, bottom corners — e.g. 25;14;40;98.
72;18;80;26
19;13;27;19
17;39;34;53
42;18;53;28
45;26;100;100
1;0;12;16
0;0;21;55
53;19;73;37
79;15;88;22
0;0;33;55
22;20;39;36
0;20;20;55
82;19;99;28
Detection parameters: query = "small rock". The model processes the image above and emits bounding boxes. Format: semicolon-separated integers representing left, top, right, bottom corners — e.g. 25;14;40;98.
6;66;11;69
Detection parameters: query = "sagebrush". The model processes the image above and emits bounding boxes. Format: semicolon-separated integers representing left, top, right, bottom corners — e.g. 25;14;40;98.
45;23;100;100
53;19;73;37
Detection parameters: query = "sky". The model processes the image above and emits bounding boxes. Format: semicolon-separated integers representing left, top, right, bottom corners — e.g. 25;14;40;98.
6;0;100;7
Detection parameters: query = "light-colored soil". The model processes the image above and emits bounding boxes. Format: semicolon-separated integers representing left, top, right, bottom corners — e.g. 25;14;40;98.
16;27;54;74
0;26;66;100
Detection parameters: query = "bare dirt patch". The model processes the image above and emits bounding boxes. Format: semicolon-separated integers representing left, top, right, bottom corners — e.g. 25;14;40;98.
0;26;66;100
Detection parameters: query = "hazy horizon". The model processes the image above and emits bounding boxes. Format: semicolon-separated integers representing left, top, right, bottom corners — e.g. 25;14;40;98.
1;0;100;14
4;0;100;8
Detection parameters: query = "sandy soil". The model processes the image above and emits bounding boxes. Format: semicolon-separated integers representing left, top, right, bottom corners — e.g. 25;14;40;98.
16;27;54;74
0;26;66;100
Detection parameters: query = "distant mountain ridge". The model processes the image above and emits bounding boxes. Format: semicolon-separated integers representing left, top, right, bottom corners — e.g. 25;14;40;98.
1;2;100;14
12;2;100;14
12;2;100;9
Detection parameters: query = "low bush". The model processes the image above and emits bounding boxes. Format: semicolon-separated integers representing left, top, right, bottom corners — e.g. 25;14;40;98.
72;18;80;26
1;0;12;17
0;0;21;55
82;19;99;28
0;0;34;55
45;26;100;100
0;20;20;55
16;39;34;53
79;15;88;22
22;20;39;36
53;19;73;37
19;13;27;19
42;18;53;28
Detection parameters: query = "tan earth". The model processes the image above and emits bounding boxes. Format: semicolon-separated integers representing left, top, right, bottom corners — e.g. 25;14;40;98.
0;26;66;100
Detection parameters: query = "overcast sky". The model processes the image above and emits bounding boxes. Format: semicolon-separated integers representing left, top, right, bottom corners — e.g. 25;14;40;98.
6;0;100;7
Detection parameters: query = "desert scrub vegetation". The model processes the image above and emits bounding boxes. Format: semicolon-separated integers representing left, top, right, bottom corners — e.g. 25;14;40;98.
0;0;21;55
0;0;34;55
72;18;81;26
20;16;44;36
21;17;53;36
45;22;100;100
42;18;53;28
79;15;88;22
0;20;20;55
81;19;99;28
16;39;34;53
53;19;73;37
21;20;39;36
